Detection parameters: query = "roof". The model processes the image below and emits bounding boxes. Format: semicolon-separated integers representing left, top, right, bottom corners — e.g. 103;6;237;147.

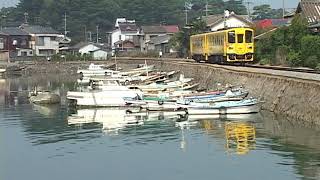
20;24;60;34
142;25;179;34
149;35;172;45
205;13;253;27
255;19;290;28
0;27;30;36
142;26;167;34
71;42;109;50
297;0;320;24
118;23;139;33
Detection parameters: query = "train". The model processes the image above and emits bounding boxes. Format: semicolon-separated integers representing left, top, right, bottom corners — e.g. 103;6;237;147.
190;27;254;63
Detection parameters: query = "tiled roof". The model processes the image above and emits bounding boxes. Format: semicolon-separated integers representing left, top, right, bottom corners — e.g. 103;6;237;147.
142;25;179;34
20;25;59;34
0;27;30;36
162;25;179;33
118;23;139;33
149;35;172;45
142;26;167;34
297;0;320;24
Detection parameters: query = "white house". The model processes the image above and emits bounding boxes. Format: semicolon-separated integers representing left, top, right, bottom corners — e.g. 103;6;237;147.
111;18;140;51
91;49;108;60
73;42;109;60
204;12;253;32
20;24;61;56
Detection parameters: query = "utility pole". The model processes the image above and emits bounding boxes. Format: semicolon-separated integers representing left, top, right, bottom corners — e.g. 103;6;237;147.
205;0;209;17
64;12;67;37
245;1;253;18
24;12;28;24
96;25;99;43
88;31;92;42
282;0;285;19
184;1;189;25
84;26;87;42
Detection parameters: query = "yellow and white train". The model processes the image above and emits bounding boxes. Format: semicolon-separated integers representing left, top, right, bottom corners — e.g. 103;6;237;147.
190;27;254;63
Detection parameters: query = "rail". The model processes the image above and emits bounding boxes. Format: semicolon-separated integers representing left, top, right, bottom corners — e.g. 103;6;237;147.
113;57;320;75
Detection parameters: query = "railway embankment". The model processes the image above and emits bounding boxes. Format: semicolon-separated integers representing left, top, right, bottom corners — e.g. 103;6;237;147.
118;58;320;127
13;58;320;127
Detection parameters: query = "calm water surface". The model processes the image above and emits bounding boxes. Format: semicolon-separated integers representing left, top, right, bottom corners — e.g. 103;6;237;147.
1;76;320;180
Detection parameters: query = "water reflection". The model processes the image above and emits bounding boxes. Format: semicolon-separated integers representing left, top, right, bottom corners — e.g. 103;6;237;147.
225;122;256;155
68;108;144;135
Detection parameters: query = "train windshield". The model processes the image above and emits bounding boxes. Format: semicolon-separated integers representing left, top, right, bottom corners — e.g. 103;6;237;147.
237;34;244;43
228;31;235;43
245;30;253;43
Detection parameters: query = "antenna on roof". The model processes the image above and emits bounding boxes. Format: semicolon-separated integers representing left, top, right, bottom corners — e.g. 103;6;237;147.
64;12;68;37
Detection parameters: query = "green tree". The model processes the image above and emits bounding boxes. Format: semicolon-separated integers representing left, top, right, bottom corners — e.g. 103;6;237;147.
252;4;283;20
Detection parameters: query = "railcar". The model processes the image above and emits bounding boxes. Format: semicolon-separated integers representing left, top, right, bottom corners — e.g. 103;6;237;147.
190;27;254;63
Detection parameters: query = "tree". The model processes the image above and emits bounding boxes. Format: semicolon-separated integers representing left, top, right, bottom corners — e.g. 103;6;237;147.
252;4;283;20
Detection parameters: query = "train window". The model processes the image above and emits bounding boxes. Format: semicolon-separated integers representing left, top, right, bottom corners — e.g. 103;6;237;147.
237;34;244;43
245;30;253;43
228;31;235;43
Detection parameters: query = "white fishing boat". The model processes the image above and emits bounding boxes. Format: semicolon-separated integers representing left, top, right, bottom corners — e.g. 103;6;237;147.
141;99;260;115
0;69;6;76
77;63;117;77
67;80;144;107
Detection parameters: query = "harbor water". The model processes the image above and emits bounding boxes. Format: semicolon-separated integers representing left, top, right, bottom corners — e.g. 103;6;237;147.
1;75;320;180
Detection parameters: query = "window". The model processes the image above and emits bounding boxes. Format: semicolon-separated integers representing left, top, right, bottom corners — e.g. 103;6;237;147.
237;34;244;43
228;31;235;43
0;38;4;49
245;30;253;43
36;37;44;46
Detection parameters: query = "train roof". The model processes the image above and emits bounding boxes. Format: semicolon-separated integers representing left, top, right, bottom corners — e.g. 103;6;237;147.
191;27;253;37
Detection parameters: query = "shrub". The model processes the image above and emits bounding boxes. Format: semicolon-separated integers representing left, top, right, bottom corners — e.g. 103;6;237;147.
287;51;302;67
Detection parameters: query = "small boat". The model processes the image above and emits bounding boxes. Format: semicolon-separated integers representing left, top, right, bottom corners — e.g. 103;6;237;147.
183;90;248;103
67;80;144;107
141;98;260;115
29;92;61;104
77;63;117;77
0;69;6;76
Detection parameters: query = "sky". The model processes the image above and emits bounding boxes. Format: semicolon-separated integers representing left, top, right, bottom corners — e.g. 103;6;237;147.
0;0;300;9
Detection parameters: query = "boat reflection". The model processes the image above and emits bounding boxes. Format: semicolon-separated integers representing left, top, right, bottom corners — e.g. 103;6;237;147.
68;108;144;135
225;122;256;155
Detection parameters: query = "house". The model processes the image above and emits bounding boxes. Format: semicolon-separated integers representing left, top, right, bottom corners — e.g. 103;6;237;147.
72;42;110;60
204;12;253;31
0;27;33;58
147;34;176;54
140;25;179;52
295;0;320;33
111;18;141;52
20;24;61;56
0;31;9;61
255;19;290;29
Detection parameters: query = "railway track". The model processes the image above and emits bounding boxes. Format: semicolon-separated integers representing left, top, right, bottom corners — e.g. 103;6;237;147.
115;57;320;75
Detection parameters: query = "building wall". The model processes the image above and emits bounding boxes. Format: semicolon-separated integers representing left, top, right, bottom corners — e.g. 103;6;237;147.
31;34;60;56
93;50;108;60
0;51;9;61
210;17;250;31
111;29;139;49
